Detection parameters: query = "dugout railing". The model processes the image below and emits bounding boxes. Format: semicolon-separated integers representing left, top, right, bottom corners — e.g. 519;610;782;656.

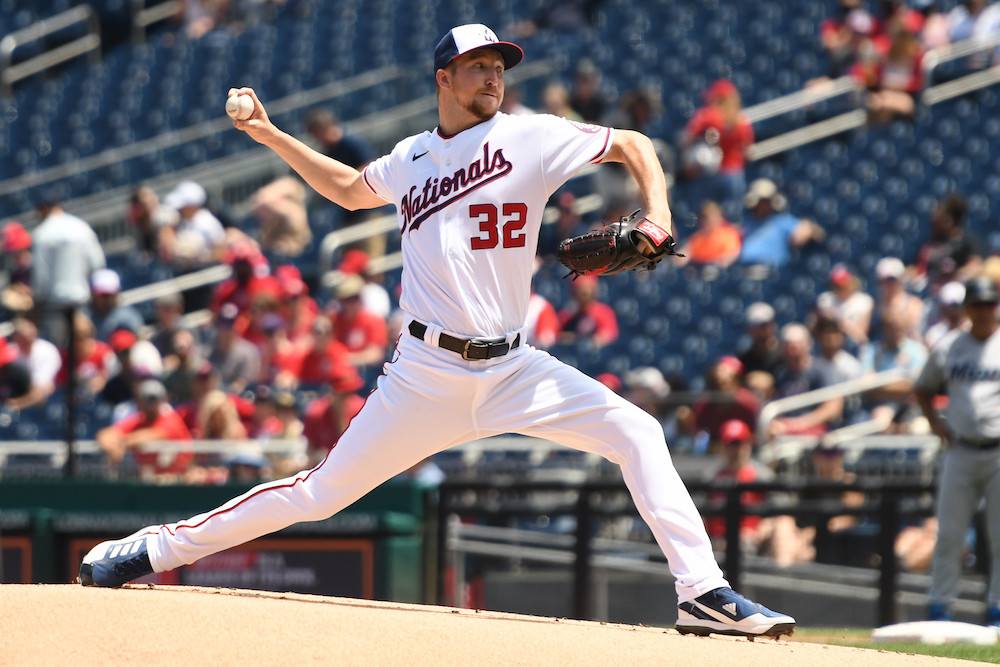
430;478;946;628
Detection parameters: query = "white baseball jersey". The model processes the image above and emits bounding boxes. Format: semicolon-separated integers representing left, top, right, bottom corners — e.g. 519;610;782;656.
363;111;612;337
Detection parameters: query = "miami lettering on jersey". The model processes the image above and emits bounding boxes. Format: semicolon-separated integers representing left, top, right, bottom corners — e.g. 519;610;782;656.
400;142;511;233
950;362;1000;382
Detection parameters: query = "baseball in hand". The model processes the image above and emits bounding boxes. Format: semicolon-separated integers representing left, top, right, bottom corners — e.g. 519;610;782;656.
226;94;254;120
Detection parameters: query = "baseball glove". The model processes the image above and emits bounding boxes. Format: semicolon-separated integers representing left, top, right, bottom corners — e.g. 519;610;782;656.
557;209;682;278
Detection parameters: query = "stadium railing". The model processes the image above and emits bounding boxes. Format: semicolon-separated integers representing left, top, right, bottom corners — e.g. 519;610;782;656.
130;0;181;44
0;5;101;97
754;368;941;466
739;33;1000;163
921;32;1000;103
0;436;307;476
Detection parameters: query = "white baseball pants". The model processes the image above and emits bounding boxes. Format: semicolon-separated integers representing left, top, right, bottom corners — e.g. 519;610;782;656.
147;323;728;602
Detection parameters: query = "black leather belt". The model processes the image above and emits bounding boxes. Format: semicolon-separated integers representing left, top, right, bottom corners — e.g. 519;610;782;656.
409;320;520;360
959;437;1000;450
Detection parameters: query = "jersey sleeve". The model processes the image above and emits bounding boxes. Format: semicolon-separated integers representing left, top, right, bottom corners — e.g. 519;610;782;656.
361;155;395;203
537;115;613;195
362;137;418;204
914;334;953;393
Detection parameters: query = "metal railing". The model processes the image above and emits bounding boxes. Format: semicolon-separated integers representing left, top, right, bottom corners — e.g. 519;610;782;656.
432;478;937;626
130;0;181;44
741;33;1000;163
0;5;101;96
0;436;307;470
756;368;911;454
921;31;1000;100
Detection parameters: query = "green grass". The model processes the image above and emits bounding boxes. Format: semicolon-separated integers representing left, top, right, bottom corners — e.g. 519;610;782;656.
792;627;1000;663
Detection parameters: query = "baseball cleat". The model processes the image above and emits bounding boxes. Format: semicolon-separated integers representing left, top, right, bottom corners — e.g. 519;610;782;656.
78;528;156;587
675;587;796;639
928;603;952;622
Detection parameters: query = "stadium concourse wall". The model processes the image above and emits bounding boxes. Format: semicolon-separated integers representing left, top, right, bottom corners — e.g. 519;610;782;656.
0;477;433;603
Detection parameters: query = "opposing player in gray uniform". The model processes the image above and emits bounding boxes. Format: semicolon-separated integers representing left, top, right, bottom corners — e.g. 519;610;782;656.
915;275;1000;624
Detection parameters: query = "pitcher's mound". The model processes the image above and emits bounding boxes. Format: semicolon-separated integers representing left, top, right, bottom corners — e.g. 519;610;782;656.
0;585;966;665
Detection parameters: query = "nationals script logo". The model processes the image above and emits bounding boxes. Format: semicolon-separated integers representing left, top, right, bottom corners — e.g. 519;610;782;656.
400;142;512;232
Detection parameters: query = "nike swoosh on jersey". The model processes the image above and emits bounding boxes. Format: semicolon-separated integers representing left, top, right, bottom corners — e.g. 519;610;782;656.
412;150;429;161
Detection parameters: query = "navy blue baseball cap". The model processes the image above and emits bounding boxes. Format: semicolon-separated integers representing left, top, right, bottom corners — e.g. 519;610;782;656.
433;24;523;72
964;276;999;305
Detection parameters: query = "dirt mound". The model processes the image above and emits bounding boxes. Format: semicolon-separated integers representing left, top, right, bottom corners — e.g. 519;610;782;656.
0;585;964;665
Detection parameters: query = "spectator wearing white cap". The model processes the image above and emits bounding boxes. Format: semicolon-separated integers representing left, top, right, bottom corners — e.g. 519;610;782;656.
158;180;226;273
737;301;783;378
737;179;826;268
923;281;970;349
88;268;145;343
813;263;874;348
875;256;924;341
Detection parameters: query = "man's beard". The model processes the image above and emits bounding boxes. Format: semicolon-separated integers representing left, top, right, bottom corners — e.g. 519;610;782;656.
464;93;500;121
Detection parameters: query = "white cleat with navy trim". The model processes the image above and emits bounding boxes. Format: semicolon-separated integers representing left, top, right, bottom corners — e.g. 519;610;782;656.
78;527;157;588
676;587;796;639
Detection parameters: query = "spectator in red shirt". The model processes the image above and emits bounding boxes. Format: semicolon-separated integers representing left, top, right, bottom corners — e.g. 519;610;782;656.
302;363;367;464
852;15;925;124
526;290;560;349
816;0;876;79
688;356;761;450
329;275;388;368
96;379;193;477
678;79;755;221
58;312;118;396
2;220;33;314
704;419;773;552
257;312;307;387
558;275;619;348
175;362;256;438
295;314;352;386
210;242;282;317
274;264;318;344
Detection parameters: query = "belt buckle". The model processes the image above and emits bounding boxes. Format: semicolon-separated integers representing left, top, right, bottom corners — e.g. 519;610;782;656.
461;338;508;360
462;339;490;360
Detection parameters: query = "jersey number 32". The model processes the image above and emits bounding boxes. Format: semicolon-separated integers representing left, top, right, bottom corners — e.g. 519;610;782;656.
469;203;527;250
